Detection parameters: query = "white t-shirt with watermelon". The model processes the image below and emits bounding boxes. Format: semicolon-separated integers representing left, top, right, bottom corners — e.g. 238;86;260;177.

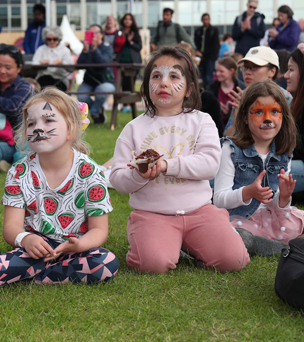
2;150;113;243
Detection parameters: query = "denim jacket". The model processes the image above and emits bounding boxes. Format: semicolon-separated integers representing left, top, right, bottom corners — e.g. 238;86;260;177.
223;137;291;218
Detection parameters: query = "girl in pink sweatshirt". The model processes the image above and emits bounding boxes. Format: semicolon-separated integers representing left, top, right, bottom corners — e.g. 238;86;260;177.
110;46;250;274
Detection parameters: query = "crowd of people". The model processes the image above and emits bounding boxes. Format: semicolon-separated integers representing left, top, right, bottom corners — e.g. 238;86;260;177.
0;2;304;310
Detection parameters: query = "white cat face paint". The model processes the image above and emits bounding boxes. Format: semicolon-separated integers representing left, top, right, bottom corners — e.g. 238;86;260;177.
149;56;188;114
26;101;70;154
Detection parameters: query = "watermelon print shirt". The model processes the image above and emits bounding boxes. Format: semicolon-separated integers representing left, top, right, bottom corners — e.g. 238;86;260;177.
2;150;113;243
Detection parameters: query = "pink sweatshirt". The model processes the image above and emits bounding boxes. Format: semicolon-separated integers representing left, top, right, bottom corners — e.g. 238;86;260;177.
110;110;221;215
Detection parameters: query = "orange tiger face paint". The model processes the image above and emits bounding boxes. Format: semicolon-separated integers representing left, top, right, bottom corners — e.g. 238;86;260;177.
246;96;283;146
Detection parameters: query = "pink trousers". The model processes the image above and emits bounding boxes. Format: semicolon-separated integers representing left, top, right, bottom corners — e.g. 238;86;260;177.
126;204;250;274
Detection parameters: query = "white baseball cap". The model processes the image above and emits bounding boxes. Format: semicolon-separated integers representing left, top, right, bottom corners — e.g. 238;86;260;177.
238;46;279;69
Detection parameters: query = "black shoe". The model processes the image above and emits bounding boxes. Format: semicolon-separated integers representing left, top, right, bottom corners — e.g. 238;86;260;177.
98;108;107;124
91;114;101;124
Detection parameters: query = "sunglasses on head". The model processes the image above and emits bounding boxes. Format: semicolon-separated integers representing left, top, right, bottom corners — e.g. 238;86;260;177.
249;5;257;10
46;37;59;42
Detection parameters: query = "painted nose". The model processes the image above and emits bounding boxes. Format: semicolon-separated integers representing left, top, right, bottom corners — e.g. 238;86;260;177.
263;119;272;124
33;129;45;134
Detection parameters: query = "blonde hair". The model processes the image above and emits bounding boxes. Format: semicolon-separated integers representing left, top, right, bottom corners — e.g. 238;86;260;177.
16;87;90;155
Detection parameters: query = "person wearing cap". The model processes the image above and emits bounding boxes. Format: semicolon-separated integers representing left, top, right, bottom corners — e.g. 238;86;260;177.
232;1;266;57
269;5;300;52
224;46;292;136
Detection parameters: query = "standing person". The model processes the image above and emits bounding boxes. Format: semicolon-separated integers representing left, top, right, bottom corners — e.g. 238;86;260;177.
110;46;249;274
23;4;46;55
0;44;35;169
77;25;115;125
214;80;304;256
114;13;142;113
284;45;304;193
298;19;304;43
208;57;245;127
150;8;195;52
269;5;301;52
0;88;119;285
104;16;118;48
32;26;72;92
194;13;220;87
232;1;265;57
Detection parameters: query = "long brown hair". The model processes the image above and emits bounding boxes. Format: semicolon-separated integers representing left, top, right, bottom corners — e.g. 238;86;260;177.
140;46;201;116
16;87;90;155
289;48;304;123
233;79;296;155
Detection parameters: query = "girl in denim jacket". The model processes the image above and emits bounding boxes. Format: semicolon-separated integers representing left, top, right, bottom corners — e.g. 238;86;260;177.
214;80;304;255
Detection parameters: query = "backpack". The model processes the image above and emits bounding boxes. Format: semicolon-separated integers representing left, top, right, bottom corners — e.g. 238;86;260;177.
275;235;304;311
155;21;181;43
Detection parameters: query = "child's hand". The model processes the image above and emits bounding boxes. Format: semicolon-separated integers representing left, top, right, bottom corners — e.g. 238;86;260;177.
242;170;273;204
136;160;167;180
278;168;296;208
44;237;81;261
22;234;55;260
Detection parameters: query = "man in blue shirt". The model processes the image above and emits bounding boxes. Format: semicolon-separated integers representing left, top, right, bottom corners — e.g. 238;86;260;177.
23;4;46;54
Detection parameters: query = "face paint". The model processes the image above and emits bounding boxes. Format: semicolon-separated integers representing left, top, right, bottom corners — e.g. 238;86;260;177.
148;56;190;116
249;100;283;128
247;96;283;147
26;101;70;154
149;65;185;98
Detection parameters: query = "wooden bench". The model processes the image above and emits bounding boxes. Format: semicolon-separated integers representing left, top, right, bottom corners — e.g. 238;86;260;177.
67;91;142;130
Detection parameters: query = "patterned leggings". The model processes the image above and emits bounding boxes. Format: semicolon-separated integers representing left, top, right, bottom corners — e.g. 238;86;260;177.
0;238;119;286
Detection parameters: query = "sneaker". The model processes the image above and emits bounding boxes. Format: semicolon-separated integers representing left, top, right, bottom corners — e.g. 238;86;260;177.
91;114;101;124
98;107;107;124
0;160;11;173
122;105;132;113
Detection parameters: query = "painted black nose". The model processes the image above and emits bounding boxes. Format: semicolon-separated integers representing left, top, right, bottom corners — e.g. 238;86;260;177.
33;129;44;134
263;120;272;124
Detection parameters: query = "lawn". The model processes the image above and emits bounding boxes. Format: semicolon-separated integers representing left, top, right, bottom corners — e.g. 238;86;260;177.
0;110;303;342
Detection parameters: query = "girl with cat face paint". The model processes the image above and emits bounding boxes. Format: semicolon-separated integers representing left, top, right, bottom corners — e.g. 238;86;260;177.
214;80;304;256
0;88;118;286
110;46;250;274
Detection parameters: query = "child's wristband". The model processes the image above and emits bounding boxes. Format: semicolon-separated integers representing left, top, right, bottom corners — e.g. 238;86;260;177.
15;232;32;248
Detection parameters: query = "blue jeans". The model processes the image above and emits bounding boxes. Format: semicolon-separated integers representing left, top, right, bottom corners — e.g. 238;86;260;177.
200;59;215;88
0;142;15;163
291;160;304;193
77;82;115;116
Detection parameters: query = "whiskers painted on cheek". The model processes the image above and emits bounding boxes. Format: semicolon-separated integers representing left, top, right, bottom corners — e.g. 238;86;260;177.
172;82;184;93
47;128;58;136
27;134;34;141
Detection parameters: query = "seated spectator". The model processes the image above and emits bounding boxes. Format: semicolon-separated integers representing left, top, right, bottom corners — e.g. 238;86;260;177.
225;46;292;136
269;5;301;52
104;16;118;48
260;17;280;46
114;13;142;113
284;45;304;193
32;26;72;92
275;49;290;89
208;57;245;127
77;24;115;124
219;33;234;58
177;42;223;137
23;4;46;54
0;44;35;169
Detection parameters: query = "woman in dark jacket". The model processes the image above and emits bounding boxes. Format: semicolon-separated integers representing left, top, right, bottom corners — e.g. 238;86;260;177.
269;5;301;52
114;13;142;112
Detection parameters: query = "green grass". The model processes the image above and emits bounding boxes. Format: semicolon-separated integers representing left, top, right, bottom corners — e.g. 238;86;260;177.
0;111;304;342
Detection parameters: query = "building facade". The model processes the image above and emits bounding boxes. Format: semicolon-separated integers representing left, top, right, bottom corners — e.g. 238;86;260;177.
1;0;304;35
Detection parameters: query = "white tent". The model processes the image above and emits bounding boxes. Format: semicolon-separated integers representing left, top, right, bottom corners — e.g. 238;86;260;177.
60;15;83;55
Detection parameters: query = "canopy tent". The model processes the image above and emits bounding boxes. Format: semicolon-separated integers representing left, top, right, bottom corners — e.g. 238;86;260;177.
60;15;83;55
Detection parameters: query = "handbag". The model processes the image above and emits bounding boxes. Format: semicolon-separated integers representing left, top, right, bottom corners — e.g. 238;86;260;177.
275;235;304;310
